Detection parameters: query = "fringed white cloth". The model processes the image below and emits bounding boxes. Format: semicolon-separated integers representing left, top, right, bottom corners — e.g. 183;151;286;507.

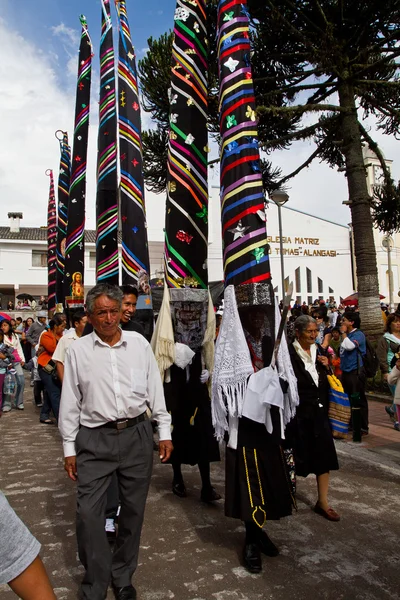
211;285;254;443
151;283;175;382
274;301;300;427
202;289;216;375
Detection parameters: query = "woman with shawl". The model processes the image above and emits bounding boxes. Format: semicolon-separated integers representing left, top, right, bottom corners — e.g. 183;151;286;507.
288;315;340;521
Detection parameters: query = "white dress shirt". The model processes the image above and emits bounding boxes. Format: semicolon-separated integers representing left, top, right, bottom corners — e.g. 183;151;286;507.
52;328;79;364
293;340;319;386
59;329;172;457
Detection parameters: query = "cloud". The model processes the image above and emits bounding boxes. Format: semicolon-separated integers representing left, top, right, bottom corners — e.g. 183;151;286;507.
51;23;80;49
0;17;101;229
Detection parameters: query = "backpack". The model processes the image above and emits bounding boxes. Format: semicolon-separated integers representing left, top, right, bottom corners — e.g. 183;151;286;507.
357;337;379;378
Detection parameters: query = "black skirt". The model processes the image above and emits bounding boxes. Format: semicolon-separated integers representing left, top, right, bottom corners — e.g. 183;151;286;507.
285;404;339;477
164;353;220;466
225;416;294;524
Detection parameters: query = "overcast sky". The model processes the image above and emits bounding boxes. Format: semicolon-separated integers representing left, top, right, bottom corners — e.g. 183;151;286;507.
0;0;398;231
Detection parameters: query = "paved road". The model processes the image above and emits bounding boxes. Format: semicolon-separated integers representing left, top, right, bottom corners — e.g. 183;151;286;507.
1;380;400;600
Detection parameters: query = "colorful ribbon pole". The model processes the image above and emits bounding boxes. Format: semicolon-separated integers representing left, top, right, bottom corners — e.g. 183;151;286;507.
217;0;271;288
116;0;151;287
46;169;57;313
64;15;93;308
55;130;71;309
164;0;209;289
96;0;119;284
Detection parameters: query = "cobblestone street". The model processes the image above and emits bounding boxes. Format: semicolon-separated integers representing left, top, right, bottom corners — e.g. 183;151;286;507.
1;379;400;600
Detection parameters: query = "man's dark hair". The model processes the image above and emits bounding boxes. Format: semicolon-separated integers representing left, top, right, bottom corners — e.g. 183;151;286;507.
331;327;340;334
120;285;138;298
72;310;86;327
343;311;361;329
16;317;22;323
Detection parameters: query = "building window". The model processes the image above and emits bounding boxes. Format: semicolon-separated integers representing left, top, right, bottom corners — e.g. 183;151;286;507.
32;250;47;268
308;296;313;305
306;268;312;294
284;276;289;294
89;252;96;269
318;277;323;294
296;296;301;305
295;267;301;293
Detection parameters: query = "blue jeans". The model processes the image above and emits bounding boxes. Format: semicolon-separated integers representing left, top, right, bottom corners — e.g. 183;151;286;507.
14;363;25;408
39;367;61;422
2;364;24;410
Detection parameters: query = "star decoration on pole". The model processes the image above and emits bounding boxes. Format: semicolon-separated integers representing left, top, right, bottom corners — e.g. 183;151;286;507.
228;220;251;240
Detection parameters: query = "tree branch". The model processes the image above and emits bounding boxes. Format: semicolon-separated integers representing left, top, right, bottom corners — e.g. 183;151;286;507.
354;48;400;77
257;104;345;117
312;0;329;26
281;0;326;37
261;119;330;150
264;0;318;52
276;141;328;186
355;79;400;87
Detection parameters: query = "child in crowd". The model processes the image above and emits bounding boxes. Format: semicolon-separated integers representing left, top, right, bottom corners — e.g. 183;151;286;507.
329;327;342;378
386;356;400;432
0;331;18;413
31;354;46;408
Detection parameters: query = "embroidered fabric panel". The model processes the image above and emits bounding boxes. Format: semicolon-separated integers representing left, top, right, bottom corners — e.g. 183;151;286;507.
164;0;209;289
217;0;271;288
64;15;93;305
117;0;151;294
96;0;119;283
46;170;57;311
56;131;71;307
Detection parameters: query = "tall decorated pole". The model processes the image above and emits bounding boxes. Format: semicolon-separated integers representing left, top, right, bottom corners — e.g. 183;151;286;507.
116;0;153;335
116;0;150;285
96;0;119;284
55;130;71;310
64;16;93;310
217;0;271;291
46;169;57;313
164;0;209;291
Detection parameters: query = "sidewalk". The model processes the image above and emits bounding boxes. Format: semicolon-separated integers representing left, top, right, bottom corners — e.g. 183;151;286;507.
339;397;400;465
1;381;399;600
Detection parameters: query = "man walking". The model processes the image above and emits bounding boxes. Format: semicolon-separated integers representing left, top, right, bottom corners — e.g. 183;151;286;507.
59;283;172;600
26;311;47;353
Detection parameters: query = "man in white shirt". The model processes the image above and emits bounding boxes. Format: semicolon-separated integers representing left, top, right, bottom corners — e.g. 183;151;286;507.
53;310;87;382
59;284;172;600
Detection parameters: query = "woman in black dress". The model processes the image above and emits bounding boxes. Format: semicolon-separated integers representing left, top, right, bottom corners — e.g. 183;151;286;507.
288;315;340;521
164;299;221;503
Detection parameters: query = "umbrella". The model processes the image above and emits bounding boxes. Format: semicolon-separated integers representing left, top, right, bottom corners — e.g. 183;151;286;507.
0;312;10;321
16;293;35;302
342;292;385;306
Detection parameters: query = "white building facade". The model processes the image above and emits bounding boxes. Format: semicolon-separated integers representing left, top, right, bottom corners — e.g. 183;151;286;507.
0;192;354;306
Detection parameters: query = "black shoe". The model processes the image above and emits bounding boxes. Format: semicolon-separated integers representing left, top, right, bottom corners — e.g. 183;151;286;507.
258;530;279;557
200;486;222;503
172;480;187;498
112;585;136;600
243;542;262;573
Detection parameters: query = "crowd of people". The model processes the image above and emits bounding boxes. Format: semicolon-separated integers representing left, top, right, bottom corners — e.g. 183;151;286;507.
1;288;399;599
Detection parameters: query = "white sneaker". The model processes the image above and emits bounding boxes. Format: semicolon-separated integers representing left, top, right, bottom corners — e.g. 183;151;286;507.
105;518;116;534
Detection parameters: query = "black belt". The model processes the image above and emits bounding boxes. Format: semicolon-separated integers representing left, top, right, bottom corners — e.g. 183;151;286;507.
99;412;147;431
